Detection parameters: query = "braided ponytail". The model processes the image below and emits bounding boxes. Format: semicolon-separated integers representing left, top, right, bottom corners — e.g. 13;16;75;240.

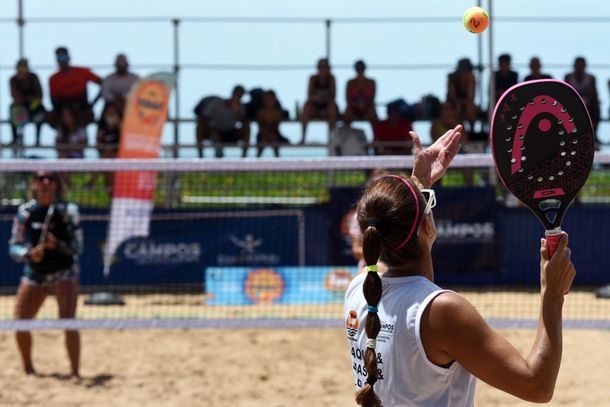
355;225;383;407
354;176;427;407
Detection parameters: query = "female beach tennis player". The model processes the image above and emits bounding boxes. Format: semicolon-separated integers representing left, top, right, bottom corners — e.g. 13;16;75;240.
345;125;575;406
9;171;83;377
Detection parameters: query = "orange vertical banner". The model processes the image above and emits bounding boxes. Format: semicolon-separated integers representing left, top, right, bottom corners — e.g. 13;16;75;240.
103;73;175;276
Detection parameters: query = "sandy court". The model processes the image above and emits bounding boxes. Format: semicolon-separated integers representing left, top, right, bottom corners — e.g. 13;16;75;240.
0;289;608;321
0;327;608;406
0;290;608;406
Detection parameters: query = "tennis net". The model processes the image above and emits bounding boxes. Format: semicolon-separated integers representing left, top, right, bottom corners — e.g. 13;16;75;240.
0;153;609;330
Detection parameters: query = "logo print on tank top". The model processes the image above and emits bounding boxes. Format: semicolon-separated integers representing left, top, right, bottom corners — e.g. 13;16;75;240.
346;310;359;339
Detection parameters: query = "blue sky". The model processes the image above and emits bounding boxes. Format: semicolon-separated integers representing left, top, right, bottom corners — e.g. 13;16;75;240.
1;0;610;157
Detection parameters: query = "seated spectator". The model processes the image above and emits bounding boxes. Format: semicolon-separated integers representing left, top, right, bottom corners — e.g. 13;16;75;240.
9;58;46;149
197;85;250;158
447;58;477;130
256;91;288;157
329;120;368;156
524;57;552;81
55;107;87;159
431;103;474;185
90;103;122;189
494;54;518;102
343;60;378;123
96;103;122;159
193;95;222;158
300;58;339;144
49;46;102;128
372;104;413;155
102;54;139;112
566;57;600;138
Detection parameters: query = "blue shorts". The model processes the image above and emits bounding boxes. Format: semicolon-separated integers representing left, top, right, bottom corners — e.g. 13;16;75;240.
22;265;79;287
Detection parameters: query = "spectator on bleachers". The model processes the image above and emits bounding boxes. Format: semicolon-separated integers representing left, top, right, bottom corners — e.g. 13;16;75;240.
49;47;102;128
91;103;122;188
300;58;339;144
55;107;87;159
256;90;288;157
372;103;413;156
9;58;46;148
101;54;139;113
494;54;518;102
524;57;552;81
431;102;473;185
97;103;122;159
194;95;221;158
198;85;250;158
565;57;600;139
447;58;477;130
329;120;368;156
343;60;378;123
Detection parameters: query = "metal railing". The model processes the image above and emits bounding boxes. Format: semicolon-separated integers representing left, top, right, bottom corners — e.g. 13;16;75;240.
3;1;610;157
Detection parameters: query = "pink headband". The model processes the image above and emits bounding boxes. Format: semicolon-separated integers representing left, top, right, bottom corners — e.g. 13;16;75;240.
389;175;420;251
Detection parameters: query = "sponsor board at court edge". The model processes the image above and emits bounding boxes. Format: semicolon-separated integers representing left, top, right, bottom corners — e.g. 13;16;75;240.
205;267;358;305
217;233;280;266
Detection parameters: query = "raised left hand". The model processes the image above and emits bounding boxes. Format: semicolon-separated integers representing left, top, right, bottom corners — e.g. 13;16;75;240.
410;124;462;189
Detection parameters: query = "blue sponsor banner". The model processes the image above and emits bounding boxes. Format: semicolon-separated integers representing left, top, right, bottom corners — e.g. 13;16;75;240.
206;267;358;305
0;209;303;287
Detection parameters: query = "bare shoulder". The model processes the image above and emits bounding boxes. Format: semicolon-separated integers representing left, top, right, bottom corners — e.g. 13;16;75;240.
426;291;484;333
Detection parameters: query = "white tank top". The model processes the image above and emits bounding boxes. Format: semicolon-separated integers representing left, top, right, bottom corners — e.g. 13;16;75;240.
344;273;476;406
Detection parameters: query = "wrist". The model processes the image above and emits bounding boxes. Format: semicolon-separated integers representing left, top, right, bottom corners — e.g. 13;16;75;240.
410;175;429;189
541;289;565;308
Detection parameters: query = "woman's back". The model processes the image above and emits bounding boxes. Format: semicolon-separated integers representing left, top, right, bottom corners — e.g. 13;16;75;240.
345;273;476;406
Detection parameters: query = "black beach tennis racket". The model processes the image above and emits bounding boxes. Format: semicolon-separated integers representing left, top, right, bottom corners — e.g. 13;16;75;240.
491;79;595;257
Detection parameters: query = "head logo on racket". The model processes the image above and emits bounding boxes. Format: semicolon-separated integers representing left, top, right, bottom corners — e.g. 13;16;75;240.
491;79;594;256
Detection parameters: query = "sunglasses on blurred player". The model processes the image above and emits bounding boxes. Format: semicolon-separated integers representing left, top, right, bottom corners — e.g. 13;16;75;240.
420;189;436;216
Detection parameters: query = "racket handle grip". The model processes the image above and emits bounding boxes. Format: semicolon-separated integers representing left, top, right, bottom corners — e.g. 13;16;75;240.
545;231;562;258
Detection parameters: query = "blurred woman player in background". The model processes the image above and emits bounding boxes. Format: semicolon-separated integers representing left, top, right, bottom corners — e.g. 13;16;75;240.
9;171;83;377
346;125;575;406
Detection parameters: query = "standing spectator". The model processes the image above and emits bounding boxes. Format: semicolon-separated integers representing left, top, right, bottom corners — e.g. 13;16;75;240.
494;54;518;102
256;91;287;157
101;54;139;113
9;58;46;149
524;57;552;81
49;46;102;127
347;169;388;273
565;57;600;139
344;60;378;123
55;108;87;159
9;171;83;377
372;104;413;155
203;85;250;158
300;58;339;144
447;58;477;130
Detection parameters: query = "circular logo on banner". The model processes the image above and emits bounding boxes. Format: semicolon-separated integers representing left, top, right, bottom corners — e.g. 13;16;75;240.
325;268;353;292
135;82;166;126
245;268;284;304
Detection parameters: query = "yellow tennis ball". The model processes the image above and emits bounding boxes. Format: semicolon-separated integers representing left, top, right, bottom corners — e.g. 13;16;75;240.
463;6;489;34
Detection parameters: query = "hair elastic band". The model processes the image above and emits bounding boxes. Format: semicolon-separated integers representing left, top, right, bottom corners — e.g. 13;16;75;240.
367;338;377;349
388;175;421;251
368;305;378;313
366;265;378;273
